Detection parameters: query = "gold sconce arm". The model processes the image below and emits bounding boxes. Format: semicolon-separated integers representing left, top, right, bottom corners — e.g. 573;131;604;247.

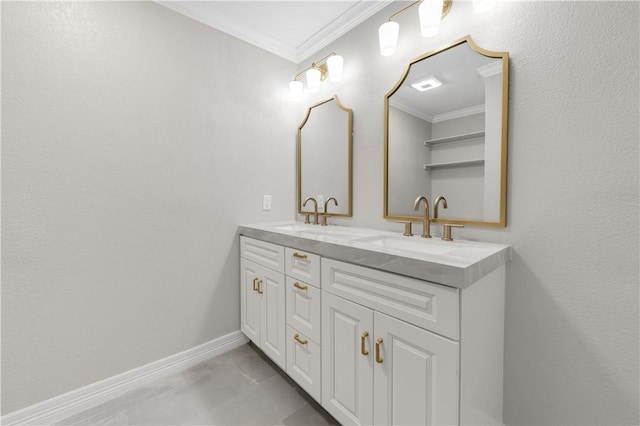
292;52;338;82
386;0;452;22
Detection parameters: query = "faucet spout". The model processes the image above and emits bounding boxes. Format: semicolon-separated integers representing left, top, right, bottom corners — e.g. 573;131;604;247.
321;197;338;226
433;195;448;219
303;197;319;225
414;195;432;238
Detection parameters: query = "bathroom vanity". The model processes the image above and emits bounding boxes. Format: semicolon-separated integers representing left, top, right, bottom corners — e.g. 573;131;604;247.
239;221;510;425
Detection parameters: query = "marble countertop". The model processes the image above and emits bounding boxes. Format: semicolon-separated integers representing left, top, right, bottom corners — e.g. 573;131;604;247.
238;221;511;289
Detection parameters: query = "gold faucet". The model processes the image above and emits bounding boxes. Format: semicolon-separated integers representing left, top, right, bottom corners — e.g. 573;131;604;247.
303;197;319;225
321;197;338;226
413;195;431;238
433;196;448;219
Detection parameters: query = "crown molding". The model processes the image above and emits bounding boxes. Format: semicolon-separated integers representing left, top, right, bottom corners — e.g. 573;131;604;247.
156;1;392;64
156;1;299;62
389;98;435;123
296;0;393;64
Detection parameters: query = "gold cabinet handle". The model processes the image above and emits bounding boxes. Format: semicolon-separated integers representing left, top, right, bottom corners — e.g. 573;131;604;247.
375;338;383;363
293;334;308;345
292;252;308;260
256;279;263;294
293;282;308;291
252;277;259;292
361;331;369;356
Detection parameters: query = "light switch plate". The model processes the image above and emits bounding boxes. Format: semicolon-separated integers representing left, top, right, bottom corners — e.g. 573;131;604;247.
262;195;272;211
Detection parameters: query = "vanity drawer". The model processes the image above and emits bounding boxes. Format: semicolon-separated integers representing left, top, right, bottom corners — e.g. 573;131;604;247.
286;277;321;344
286;326;321;403
240;237;284;272
285;248;320;287
321;258;459;340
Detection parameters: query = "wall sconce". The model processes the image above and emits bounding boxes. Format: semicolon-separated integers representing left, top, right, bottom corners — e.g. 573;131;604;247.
289;52;343;101
379;0;495;56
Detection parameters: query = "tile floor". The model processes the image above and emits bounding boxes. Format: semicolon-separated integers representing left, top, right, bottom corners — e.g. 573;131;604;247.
56;343;338;425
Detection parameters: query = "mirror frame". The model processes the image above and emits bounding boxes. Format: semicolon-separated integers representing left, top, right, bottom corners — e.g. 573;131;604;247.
298;95;353;217
384;35;509;227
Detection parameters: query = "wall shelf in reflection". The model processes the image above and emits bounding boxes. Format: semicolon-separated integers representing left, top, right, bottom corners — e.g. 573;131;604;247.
423;159;485;169
423;131;486;145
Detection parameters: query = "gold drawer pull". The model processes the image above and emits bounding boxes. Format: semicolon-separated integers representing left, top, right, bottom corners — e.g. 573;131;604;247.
293;334;308;345
252;277;259;292
361;331;369;356
293;282;308;291
375;338;383;363
292;252;308;260
256;279;263;294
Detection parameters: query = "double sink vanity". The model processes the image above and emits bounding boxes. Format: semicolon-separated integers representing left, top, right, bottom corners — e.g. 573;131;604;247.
240;35;511;425
239;221;510;425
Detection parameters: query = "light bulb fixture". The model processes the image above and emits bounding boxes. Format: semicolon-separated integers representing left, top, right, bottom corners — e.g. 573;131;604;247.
378;0;452;56
289;80;303;101
327;55;344;82
289;52;344;100
378;21;400;56
419;0;444;37
306;68;322;92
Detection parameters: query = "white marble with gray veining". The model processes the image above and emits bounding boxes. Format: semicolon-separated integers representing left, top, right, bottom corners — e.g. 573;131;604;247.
239;221;510;288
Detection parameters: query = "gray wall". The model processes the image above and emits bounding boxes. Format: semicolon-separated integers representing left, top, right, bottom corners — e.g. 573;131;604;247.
1;1;296;414
299;1;639;425
3;1;639;425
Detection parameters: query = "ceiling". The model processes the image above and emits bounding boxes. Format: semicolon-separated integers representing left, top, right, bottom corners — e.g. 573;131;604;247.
156;1;392;64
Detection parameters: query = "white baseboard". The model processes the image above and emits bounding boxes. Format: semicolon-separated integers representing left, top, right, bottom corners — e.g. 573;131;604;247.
2;330;248;426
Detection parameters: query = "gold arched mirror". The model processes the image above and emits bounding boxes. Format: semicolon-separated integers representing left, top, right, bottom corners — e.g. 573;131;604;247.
298;96;353;217
384;36;508;227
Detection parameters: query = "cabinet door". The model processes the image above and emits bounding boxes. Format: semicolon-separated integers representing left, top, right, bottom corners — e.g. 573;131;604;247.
259;266;286;369
322;292;374;426
240;258;261;344
373;311;459;426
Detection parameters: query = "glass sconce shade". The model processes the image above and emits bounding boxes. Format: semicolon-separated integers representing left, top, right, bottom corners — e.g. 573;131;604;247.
473;0;496;13
306;68;321;92
327;55;344;82
419;0;443;37
378;21;399;56
289;80;303;101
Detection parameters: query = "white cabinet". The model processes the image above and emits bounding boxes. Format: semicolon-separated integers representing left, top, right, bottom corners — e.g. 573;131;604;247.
240;230;506;425
321;291;458;426
240;237;286;369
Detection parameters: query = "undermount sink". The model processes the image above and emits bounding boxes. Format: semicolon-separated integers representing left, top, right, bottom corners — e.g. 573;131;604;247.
269;224;312;232
268;223;367;240
353;235;459;256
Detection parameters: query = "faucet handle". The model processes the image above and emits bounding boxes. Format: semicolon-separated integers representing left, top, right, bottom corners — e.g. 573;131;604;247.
397;221;413;237
441;224;464;241
302;212;311;224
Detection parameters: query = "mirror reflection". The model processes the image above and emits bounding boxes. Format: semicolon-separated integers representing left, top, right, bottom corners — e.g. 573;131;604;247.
384;36;508;227
298;96;352;217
